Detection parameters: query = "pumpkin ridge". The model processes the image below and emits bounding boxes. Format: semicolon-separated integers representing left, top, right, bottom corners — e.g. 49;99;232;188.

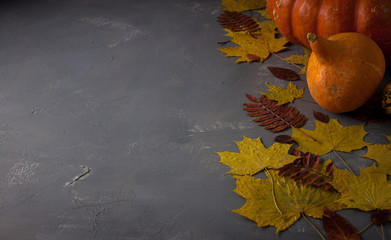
315;0;324;37
359;59;386;79
352;0;360;31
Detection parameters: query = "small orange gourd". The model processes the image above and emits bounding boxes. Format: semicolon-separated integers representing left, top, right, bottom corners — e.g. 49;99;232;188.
306;32;386;113
382;81;391;115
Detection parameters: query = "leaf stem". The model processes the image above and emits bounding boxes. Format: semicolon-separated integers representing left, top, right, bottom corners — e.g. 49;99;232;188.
301;213;326;240
272;52;303;70
381;224;384;240
332;150;354;174
265;169;283;217
358;222;373;234
293;126;318;142
299;99;318;104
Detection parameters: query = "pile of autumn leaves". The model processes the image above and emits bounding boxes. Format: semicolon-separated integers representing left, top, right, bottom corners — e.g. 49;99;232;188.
218;120;391;236
216;0;391;238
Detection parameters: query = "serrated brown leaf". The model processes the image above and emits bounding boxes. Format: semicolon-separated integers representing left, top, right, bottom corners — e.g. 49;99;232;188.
217;11;259;33
274;135;293;143
278;152;335;191
267;66;300;81
371;209;391;225
243;94;307;132
313;111;329;123
323;208;360;240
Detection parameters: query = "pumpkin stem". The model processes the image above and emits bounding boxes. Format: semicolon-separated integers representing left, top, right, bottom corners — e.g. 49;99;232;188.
307;33;337;63
307;33;317;43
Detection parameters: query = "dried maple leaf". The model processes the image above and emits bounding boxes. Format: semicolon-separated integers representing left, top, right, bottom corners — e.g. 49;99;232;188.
278;152;335;191
331;165;391;211
258;9;271;19
362;135;391;175
291;119;367;156
218;136;297;175
267;67;300;81
283;47;311;75
261;82;303;105
217;11;259;33
218;21;288;63
322;208;360;240
221;0;266;12
232;171;342;233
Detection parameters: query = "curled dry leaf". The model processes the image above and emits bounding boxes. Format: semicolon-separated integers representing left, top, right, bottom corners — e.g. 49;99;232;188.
313;110;329;123
370;209;391;225
267;67;300;81
243;94;307;132
322;208;360;240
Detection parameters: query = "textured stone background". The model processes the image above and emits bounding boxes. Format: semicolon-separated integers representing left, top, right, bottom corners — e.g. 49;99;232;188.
0;0;390;239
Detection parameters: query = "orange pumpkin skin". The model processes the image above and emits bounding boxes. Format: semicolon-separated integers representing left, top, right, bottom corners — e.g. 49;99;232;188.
267;0;391;65
306;32;386;113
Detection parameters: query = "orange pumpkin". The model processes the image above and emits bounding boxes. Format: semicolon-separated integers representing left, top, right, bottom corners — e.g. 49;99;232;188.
267;0;391;65
306;32;386;113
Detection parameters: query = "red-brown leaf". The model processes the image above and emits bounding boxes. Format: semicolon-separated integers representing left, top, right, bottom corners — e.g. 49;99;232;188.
274;135;293;143
323;208;360;240
247;53;260;62
245;93;259;103
267;67;300;81
243;94;307;132
313;111;330;123
325;162;334;176
292;149;302;157
371;209;391;225
278;153;335;191
217;11;259;33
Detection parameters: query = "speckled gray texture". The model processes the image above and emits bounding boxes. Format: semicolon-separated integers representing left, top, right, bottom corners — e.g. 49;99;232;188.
0;0;390;239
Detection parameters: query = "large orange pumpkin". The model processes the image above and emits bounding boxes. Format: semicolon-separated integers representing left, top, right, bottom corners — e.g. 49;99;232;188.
267;0;391;64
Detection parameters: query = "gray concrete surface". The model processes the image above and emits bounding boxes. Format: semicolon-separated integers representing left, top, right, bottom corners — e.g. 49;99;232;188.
0;0;390;239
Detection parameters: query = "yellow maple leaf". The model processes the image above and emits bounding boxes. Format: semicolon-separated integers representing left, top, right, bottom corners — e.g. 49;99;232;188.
258;9;271;19
283;47;311;75
362;135;391;175
331;165;391;211
261;82;303;105
291;119;367;156
217;136;297;175
221;0;266;12
218;20;288;63
233;171;342;233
